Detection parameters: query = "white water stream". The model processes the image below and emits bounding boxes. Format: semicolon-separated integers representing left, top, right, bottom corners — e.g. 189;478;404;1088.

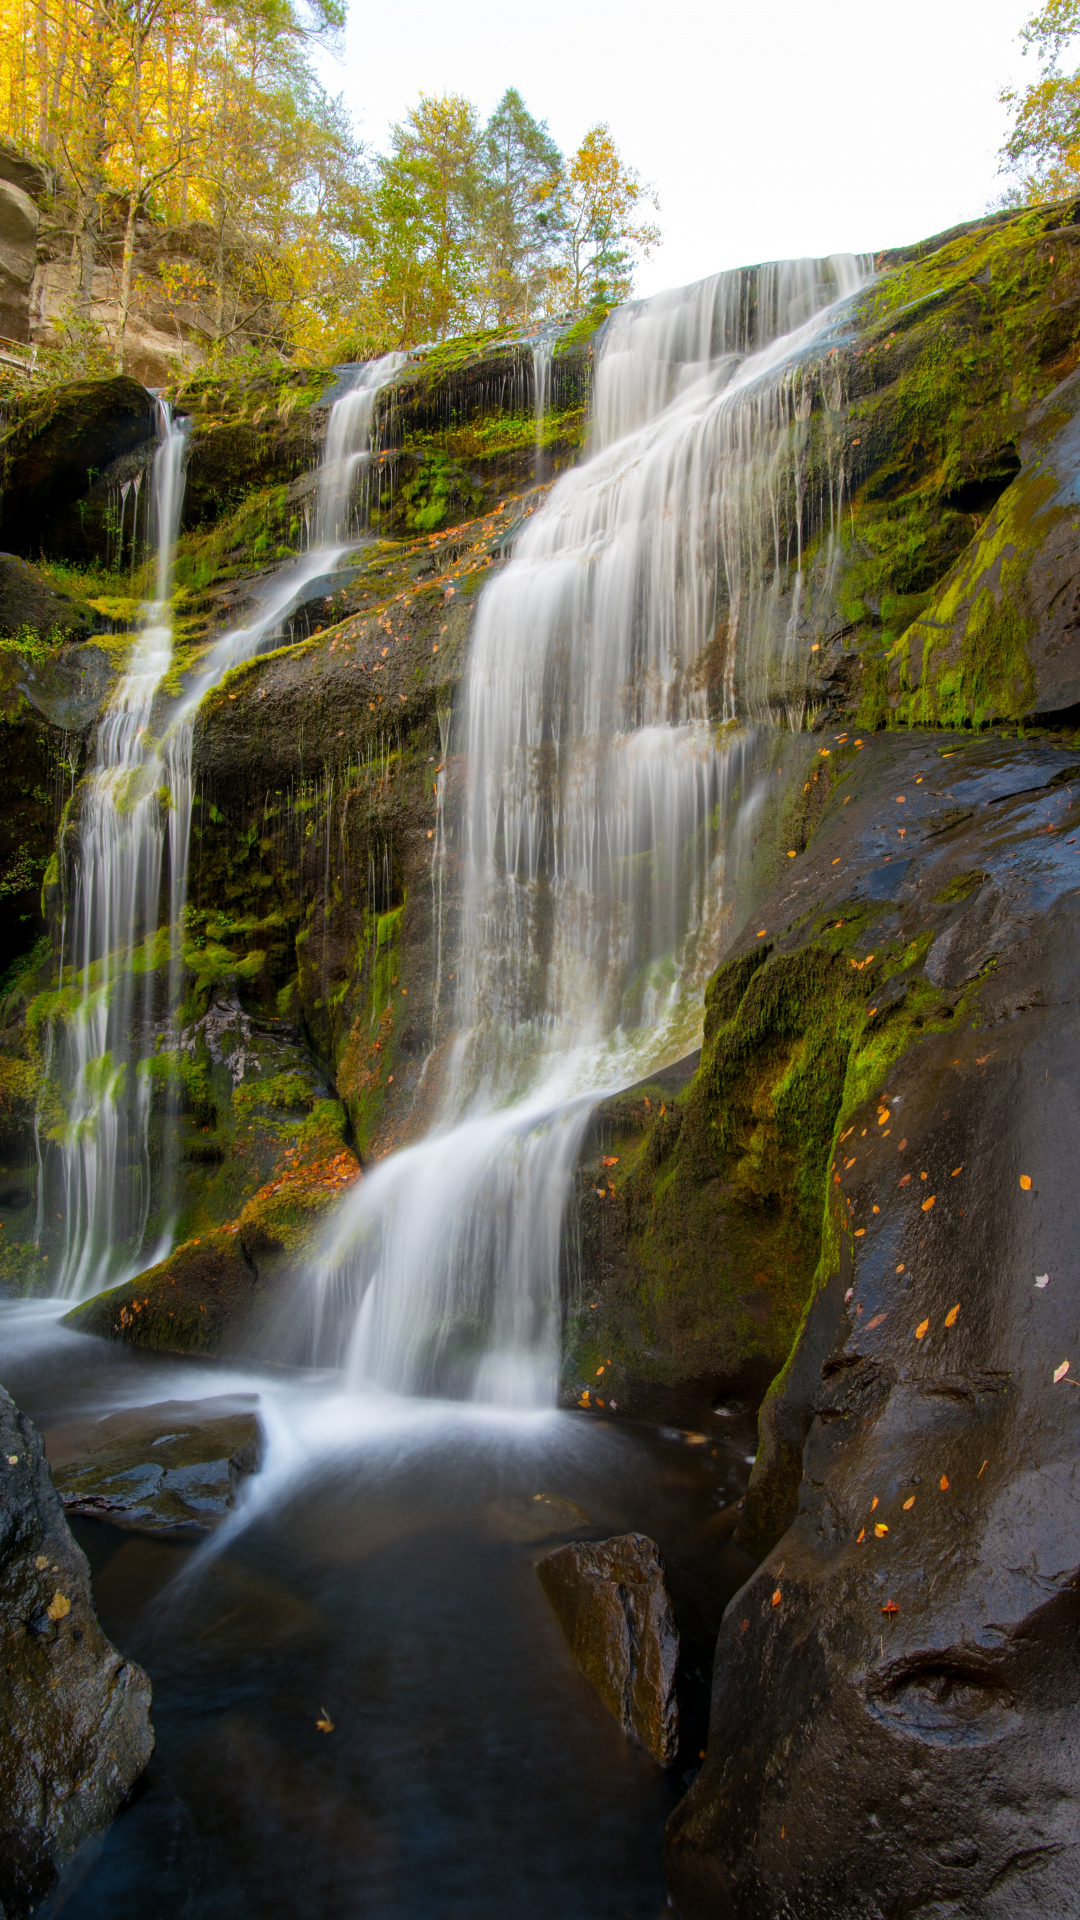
312;253;870;1406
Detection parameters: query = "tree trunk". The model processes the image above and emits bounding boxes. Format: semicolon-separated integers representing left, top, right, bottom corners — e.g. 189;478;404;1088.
115;186;139;371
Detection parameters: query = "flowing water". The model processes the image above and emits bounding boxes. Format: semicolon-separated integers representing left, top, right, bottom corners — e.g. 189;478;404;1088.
313;254;869;1404
47;403;188;1297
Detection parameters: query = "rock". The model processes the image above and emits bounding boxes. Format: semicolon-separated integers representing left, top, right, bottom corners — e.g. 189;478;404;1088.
486;1491;592;1543
43;1395;264;1538
0;1385;153;1917
0;553;98;642
0;376;154;561
0;179;37;344
536;1532;679;1765
0;141;51;204
15;638;120;731
665;726;1080;1916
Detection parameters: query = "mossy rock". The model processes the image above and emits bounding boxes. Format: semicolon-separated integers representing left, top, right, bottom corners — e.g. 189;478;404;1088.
0;375;154;560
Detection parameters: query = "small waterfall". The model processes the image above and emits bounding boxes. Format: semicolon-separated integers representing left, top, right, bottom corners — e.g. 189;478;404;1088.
313;253;871;1405
49;402;188;1296
532;337;553;479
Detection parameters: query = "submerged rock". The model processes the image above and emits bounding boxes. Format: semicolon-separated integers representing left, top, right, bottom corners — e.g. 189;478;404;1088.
537;1532;678;1766
665;726;1080;1915
0;1385;153;1917
43;1395;264;1537
486;1492;592;1543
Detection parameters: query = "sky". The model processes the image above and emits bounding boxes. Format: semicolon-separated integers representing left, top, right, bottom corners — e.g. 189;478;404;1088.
320;0;1041;298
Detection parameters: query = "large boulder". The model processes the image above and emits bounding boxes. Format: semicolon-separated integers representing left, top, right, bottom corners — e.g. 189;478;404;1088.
0;376;154;561
43;1395;264;1538
0;1386;153;1917
537;1532;679;1766
0;552;98;642
666;724;1080;1916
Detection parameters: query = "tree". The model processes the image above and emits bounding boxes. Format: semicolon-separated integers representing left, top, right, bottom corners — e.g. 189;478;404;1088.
477;87;562;326
360;93;481;345
1000;0;1080;202
549;124;659;313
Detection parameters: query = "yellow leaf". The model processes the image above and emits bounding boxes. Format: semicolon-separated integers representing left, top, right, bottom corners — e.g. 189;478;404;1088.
903;1496;915;1510
874;1523;888;1537
1020;1174;1032;1190
316;1709;334;1733
46;1592;70;1621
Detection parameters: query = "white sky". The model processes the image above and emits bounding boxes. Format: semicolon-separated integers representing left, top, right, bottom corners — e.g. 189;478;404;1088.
320;0;1040;297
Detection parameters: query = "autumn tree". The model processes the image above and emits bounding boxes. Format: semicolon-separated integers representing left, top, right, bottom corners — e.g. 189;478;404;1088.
1000;0;1080;201
549;124;659;312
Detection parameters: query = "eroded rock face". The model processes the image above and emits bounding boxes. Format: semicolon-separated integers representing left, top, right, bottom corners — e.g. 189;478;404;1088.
0;1386;153;1917
43;1395;264;1537
537;1532;679;1766
666;728;1080;1916
0;180;37;344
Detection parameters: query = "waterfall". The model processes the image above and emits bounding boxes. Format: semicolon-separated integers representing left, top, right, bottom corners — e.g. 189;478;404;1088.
313;253;871;1406
46;358;404;1300
48;402;188;1296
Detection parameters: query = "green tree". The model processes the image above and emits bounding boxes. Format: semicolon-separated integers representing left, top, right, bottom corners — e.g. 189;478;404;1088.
478;87;562;326
361;92;482;345
1000;0;1080;201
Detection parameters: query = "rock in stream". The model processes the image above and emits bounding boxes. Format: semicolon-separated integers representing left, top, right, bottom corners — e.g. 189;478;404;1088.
43;1394;264;1538
0;1385;153;1918
537;1532;679;1767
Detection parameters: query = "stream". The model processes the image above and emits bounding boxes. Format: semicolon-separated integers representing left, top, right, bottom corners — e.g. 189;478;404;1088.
2;1300;755;1919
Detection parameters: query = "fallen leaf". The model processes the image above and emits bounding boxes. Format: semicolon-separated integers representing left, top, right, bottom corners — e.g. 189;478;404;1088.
1035;1274;1049;1289
978;1459;988;1477
921;1195;936;1212
857;1528;866;1542
601;1156;619;1168
316;1709;334;1733
854;1227;866;1237
877;1110;889;1126
940;1475;949;1491
1054;1361;1070;1383
874;1523;889;1537
880;1600;899;1616
34;1555;48;1570
903;1496;915;1510
45;1593;70;1621
870;1496;879;1511
898;1174;911;1187
915;1318;929;1339
772;1589;782;1607
1020;1174;1032;1190
951;1166;962;1177
944;1304;960;1327
596;1367;604;1376
896;1264;905;1274
787;850;797;858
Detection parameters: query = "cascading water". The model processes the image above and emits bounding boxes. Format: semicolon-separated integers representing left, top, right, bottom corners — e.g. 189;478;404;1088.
48;402;188;1296
47;356;405;1300
313;253;871;1405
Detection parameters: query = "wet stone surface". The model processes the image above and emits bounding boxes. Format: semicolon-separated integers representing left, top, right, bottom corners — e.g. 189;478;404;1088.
537;1532;680;1767
43;1395;264;1538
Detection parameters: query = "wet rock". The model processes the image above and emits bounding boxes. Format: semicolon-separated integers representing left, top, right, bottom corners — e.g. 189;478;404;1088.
0;553;99;642
0;375;154;561
0;1385;153;1917
15;638;119;730
486;1492;592;1543
665;726;1080;1916
536;1532;678;1765
43;1395;264;1537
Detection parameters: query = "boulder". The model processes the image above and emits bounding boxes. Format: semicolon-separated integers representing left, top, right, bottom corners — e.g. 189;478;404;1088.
43;1395;264;1538
0;1385;153;1918
0;376;154;561
665;726;1080;1916
0;552;98;642
0;180;37;344
536;1532;679;1765
15;638;119;731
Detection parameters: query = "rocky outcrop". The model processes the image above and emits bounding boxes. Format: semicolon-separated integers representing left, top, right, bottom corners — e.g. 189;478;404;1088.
44;1395;264;1536
0;1385;153;1917
0;180;38;345
665;723;1080;1916
0;375;154;561
537;1532;679;1766
0;552;99;641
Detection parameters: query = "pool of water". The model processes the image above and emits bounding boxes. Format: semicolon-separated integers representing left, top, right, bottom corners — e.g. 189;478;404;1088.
2;1302;757;1920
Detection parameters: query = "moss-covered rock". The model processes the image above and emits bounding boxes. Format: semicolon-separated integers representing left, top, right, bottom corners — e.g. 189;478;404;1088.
0;376;155;562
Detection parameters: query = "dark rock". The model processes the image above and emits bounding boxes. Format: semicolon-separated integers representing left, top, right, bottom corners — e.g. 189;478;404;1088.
486;1491;592;1543
0;1385;153;1917
666;725;1080;1916
0;376;154;561
43;1395;264;1537
0;180;37;345
16;639;119;731
536;1532;678;1765
0;553;98;642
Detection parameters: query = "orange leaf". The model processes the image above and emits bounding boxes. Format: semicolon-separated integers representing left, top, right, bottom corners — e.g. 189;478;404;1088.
939;1475;949;1491
1020;1174;1032;1190
874;1523;888;1537
870;1496;879;1511
915;1318;929;1340
771;1588;781;1607
880;1600;899;1616
857;1528;865;1542
921;1194;936;1211
903;1496;915;1510
944;1304;960;1327
316;1709;334;1733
